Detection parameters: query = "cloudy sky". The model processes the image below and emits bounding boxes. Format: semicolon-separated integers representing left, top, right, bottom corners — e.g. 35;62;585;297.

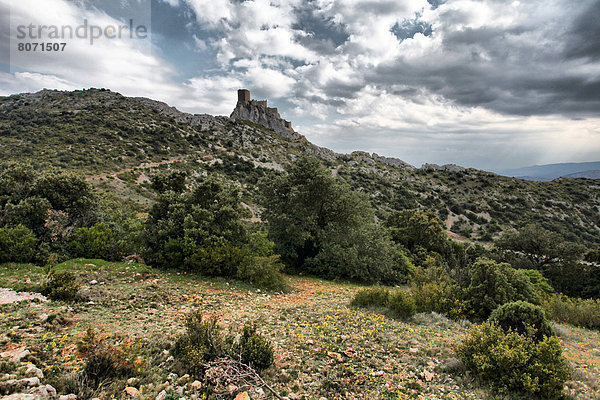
1;0;599;170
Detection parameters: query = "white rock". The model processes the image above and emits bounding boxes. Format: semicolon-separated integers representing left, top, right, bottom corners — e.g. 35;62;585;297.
24;364;44;378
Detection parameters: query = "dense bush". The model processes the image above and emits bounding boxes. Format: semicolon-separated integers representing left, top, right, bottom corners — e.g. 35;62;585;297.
144;172;284;288
410;261;466;319
144;174;250;270
236;255;287;290
173;311;275;378
456;322;569;399
518;269;554;298
41;271;81;301
463;258;539;321
545;262;600;299
0;164;98;263
544;295;600;330
351;287;391;308
496;224;585;270
172;312;225;377
0;164;97;235
260;157;412;284
68;223;118;260
385;209;447;253
235;324;274;372
185;243;252;277
0;224;37;263
489;301;553;341
389;291;417;319
352;287;416;319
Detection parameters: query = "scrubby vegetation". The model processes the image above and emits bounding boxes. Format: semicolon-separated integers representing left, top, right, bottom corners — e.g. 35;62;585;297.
0;89;599;399
456;322;569;399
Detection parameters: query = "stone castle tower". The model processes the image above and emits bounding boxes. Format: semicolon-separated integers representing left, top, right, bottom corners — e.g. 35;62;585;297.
230;89;295;135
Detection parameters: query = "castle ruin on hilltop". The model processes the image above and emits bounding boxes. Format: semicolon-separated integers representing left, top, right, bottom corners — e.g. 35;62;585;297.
230;89;297;138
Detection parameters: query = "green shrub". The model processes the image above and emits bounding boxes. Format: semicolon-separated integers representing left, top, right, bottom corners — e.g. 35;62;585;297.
389;291;416;319
518;269;554;298
41;271;81;301
172;311;225;378
0;225;37;263
172;311;275;378
351;287;391;308
236;255;287;290
68;223;118;260
235;324;274;372
544;295;600;330
185;243;251;277
464;258;539;321
412;281;466;320
456;322;569;399
489;301;553;341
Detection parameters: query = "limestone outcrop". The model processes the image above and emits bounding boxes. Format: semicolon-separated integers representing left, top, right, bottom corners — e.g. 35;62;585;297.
230;89;301;139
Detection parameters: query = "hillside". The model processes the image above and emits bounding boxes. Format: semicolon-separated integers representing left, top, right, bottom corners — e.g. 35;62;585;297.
0;88;599;246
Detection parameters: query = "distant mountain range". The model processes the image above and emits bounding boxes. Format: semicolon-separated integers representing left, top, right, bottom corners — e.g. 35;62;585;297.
495;162;600;181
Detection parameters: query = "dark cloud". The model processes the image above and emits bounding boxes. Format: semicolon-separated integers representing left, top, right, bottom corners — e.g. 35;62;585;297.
391;18;432;41
292;3;349;54
564;1;600;61
427;0;446;8
356;1;600;118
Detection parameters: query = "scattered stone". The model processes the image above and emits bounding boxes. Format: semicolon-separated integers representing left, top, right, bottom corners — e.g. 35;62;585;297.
327;351;342;361
28;384;57;399
305;339;314;345
24;364;44;378
3;394;36;400
190;380;202;390
370;371;384;377
167;372;178;382
176;374;190;385
59;395;77;400
235;393;250;400
20;377;40;387
89;280;98;285
123;387;139;397
422;370;435;382
155;390;167;400
409;347;419;354
343;348;356;358
126;377;139;386
1;347;31;362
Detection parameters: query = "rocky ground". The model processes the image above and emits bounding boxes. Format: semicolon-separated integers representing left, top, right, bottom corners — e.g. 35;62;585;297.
0;259;599;400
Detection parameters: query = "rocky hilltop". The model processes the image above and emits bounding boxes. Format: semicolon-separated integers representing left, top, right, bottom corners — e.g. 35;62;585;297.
230;89;301;140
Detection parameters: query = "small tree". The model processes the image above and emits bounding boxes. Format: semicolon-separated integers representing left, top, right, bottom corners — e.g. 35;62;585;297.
464;257;539;321
260;157;411;284
496;223;586;270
